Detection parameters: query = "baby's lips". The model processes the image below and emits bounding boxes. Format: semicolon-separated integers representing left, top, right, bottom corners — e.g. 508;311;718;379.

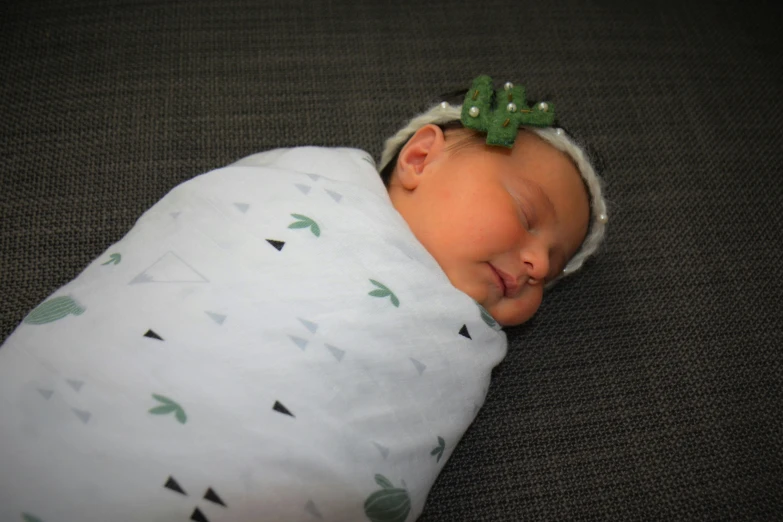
491;264;524;298
487;263;506;295
503;277;522;298
501;270;527;297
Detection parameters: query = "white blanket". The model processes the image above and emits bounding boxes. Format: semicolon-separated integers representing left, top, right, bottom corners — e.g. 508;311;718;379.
0;147;507;522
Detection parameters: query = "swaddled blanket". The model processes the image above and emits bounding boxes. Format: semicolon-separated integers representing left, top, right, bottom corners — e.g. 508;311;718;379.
0;147;507;522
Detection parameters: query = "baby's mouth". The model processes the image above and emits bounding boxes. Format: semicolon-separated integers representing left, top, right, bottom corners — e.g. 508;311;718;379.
489;264;521;298
488;264;505;295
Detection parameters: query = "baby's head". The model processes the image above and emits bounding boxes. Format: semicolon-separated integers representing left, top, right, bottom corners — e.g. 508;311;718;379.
378;76;608;327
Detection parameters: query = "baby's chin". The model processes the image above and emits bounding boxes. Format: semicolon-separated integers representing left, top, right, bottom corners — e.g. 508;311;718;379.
480;294;543;327
486;305;534;327
445;270;541;327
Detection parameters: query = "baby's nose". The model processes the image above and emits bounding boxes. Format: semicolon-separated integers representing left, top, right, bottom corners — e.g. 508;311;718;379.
522;246;550;283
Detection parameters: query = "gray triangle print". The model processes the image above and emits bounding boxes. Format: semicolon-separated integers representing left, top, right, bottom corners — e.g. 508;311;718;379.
325;189;343;203
170;211;181;219
296;184;311;194
66;379;84;392
305;173;320;181
298;318;318;333
373;441;390;459
325;344;345;362
38;389;54;400
410;358;426;375
289;336;308;350
72;408;91;424
206;311;227;325
234;202;249;213
305;500;324;519
130;251;209;284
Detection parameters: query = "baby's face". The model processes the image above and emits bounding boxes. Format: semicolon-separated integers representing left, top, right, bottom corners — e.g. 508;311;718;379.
389;126;589;326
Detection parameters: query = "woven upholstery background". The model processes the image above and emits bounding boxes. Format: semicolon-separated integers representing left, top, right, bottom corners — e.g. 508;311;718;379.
1;0;781;519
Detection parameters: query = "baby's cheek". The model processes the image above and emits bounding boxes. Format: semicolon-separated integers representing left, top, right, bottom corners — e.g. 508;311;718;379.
461;205;522;246
481;215;525;252
494;289;544;326
452;274;491;307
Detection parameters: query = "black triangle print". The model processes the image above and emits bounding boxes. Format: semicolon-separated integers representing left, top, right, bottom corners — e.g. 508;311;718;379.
190;507;210;522
273;400;294;417
203;487;227;507
163;475;187;495
459;324;472;339
266;239;285;251
144;329;164;341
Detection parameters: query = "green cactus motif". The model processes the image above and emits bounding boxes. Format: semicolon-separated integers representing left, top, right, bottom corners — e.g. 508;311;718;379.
149;394;187;424
364;474;411;522
23;296;85;325
288;214;321;237
21;514;44;522
368;280;400;307
430;436;446;462
101;253;122;265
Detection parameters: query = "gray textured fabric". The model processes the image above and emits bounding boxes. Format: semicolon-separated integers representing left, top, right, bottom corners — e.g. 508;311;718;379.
1;0;781;520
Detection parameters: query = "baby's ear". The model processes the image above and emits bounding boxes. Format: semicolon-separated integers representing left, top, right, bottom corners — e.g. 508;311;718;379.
395;124;445;189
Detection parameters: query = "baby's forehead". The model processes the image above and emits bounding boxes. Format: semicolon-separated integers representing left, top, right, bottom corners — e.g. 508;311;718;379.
445;128;578;176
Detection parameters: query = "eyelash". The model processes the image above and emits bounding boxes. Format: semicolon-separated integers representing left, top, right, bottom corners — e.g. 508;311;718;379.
515;199;533;230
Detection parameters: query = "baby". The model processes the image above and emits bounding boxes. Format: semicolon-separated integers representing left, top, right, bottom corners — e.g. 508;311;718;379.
0;75;607;522
379;76;607;326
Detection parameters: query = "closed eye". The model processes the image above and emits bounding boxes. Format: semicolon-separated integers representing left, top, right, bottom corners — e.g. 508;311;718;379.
509;191;534;230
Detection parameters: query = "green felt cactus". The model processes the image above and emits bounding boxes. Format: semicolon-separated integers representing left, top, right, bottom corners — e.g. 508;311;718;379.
461;74;555;147
23;296;85;325
364;474;411;522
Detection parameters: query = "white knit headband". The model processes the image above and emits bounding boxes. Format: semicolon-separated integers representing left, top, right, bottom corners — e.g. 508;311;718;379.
379;102;608;284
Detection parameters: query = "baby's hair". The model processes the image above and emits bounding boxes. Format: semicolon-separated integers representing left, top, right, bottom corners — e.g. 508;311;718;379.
378;84;608;285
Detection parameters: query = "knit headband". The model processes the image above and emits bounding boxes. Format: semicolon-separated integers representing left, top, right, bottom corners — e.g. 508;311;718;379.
379;75;608;284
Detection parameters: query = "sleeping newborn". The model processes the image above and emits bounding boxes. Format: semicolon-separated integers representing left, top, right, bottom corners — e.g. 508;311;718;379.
0;76;607;522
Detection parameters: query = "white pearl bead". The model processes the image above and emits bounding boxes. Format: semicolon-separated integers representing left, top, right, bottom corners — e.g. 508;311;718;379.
598;213;608;224
468;106;480;117
555;128;564;136
537;101;549;112
503;82;514;91
506;102;517;113
439;101;449;109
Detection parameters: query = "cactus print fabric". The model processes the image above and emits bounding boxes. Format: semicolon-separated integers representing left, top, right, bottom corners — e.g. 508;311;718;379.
0;147;507;522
